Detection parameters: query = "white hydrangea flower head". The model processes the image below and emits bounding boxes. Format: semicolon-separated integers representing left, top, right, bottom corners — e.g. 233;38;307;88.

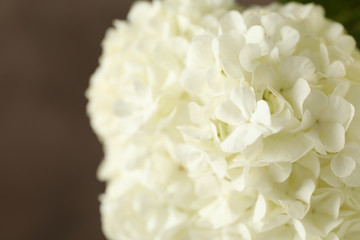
87;0;360;239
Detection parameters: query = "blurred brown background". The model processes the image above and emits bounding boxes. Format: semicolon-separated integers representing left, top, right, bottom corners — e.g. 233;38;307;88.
0;0;271;239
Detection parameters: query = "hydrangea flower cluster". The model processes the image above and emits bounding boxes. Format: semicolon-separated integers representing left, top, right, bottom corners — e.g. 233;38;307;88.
87;0;360;239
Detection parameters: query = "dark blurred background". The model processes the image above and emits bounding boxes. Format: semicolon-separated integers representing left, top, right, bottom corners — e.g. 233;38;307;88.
0;0;271;239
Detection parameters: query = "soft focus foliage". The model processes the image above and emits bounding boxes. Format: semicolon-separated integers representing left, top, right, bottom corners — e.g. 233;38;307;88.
87;0;360;239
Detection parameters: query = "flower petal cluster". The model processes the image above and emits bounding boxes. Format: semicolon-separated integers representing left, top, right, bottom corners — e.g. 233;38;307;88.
87;0;360;239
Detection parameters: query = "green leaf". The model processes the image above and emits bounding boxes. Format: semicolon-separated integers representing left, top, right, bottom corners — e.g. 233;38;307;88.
279;0;360;48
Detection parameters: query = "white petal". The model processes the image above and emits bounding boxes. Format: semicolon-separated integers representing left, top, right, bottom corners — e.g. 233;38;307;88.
219;32;245;62
253;193;266;222
343;142;360;163
267;162;292;183
331;154;356;178
319;43;330;70
234;224;252;240
325;233;339;240
295;110;316;132
221;124;262;153
195;174;220;198
336;35;356;54
187;34;216;68
327;60;346;78
270;46;280;61
342;166;360;187
250;100;271;127
319;122;345;153
321;96;354;127
293;219;306;240
208;157;228;179
220;10;247;33
303;90;328;119
279;56;317;88
285;78;311;118
127;1;152;21
294;178;316;203
180;68;207;94
277;26;300;56
206;66;222;94
229;167;248;192
279;200;308;219
332;82;350;100
221;58;245;80
241;138;264;164
318;192;343;219
246;25;266;44
113;100;133;117
297;153;320;178
230;87;256;120
261;12;286;37
304;128;326;155
177;125;213;140
215;100;245;125
261;133;313;163
239;43;262;72
303;192;343;236
261;215;290;231
245;125;266;148
320;163;344;187
199;197;237;228
347;115;360;143
189;102;207;124
252;63;277;93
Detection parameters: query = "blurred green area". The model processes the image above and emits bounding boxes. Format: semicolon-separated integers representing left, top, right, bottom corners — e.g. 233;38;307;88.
280;0;360;47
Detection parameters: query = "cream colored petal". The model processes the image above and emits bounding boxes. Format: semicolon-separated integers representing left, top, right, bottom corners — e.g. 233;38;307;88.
234;224;252;240
221;124;262;153
285;78;311;118
261;12;286;37
279;56;317;88
303;90;328;120
261;133;313;163
320;96;354;126
280;200;309;219
327;61;346;78
250;100;272;127
341;166;360;187
331;154;356;178
208;157;228;179
180;68;207;94
319;122;345;153
215;99;245;125
294;179;316;204
297;153;320;178
218;32;245;62
230;87;256;120
293;219;306;240
253;193;267;222
261;215;290;232
267;162;292;183
113;100;133;117
198;197;237;229
189;102;208;125
320;163;344;187
277;26;300;56
177;125;213;140
304;127;326;155
186;34;216;68
246;25;266;44
239;43;262;72
220;10;247;33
